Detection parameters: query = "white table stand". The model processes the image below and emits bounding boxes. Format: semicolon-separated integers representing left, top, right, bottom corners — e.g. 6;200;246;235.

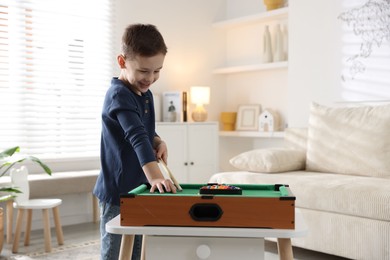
106;209;307;260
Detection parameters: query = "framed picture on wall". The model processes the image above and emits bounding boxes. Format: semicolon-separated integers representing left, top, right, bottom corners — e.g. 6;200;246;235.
236;104;261;131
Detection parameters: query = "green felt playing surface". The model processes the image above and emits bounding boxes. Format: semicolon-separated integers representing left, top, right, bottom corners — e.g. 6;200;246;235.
128;183;290;198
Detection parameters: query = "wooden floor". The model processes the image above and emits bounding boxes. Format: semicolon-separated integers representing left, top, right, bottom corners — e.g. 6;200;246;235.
0;221;350;260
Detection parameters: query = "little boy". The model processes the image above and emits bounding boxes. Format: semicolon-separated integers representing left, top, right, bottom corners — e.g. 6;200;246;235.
93;24;177;260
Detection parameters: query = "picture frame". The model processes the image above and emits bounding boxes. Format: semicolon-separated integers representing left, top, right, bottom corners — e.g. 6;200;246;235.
236;104;261;131
162;91;182;122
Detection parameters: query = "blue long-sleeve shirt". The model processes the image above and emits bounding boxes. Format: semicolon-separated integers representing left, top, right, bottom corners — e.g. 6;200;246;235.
93;78;157;206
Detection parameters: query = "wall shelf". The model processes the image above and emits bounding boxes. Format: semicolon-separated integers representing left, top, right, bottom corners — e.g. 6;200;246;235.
213;61;288;74
212;7;289;75
213;7;288;29
219;131;284;138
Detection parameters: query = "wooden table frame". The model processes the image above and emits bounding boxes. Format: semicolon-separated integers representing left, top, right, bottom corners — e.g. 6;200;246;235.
106;209;307;260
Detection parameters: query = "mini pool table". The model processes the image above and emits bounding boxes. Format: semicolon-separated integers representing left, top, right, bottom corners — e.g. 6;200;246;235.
120;183;295;229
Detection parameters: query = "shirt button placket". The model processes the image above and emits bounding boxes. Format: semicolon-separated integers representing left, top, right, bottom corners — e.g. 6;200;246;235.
145;99;149;114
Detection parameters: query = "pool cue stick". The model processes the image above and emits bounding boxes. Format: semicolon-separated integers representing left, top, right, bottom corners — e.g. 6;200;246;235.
158;159;183;191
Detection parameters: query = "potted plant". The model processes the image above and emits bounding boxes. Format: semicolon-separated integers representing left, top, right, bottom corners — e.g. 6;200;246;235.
0;146;51;252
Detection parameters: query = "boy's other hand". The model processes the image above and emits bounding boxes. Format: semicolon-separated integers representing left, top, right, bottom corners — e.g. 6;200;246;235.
149;178;177;194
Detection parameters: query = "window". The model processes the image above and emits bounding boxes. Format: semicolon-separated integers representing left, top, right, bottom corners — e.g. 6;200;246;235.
0;0;114;171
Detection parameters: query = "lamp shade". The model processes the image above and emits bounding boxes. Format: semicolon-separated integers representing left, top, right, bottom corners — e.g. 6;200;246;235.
190;86;210;122
190;86;210;105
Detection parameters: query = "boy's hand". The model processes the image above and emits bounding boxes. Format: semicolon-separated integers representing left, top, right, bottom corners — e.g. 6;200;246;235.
154;137;168;163
142;159;177;193
149;178;177;193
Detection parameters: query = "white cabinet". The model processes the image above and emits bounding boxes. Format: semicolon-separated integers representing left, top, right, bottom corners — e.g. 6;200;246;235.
156;122;218;184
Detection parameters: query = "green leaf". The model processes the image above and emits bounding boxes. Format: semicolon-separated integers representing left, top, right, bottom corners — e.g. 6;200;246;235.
0;146;51;201
0;147;52;176
0;194;16;202
29;156;52;175
0;187;22;193
0;146;20;160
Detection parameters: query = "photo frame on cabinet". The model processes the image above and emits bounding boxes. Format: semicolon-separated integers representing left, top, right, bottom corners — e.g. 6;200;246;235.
236;104;261;131
162;91;182;122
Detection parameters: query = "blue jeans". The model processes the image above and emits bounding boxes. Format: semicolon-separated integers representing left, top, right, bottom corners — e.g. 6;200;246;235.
99;201;142;260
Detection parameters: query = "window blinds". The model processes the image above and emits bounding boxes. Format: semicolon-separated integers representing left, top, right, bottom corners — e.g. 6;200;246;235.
0;0;114;160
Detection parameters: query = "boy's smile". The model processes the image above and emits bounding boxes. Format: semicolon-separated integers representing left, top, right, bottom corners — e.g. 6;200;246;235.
118;53;165;95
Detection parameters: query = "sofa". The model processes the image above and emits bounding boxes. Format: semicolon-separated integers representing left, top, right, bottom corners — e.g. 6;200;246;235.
209;103;390;260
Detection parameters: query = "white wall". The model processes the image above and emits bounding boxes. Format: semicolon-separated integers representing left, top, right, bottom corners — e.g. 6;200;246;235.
287;0;344;127
226;0;266;18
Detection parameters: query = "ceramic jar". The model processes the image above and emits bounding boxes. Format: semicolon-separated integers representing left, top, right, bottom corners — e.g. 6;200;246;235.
220;112;237;131
273;24;284;62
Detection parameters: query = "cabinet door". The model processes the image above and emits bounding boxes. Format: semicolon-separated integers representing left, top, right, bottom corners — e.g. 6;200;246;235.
187;124;218;183
156;124;188;183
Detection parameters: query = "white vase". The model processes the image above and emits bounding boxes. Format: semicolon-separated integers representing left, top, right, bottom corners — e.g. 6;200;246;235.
282;24;288;60
273;24;284;62
262;25;273;63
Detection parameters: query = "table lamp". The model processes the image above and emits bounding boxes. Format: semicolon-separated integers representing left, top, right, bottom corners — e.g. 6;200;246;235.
190;86;210;122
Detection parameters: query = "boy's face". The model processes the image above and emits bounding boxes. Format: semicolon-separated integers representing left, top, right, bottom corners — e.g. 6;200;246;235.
118;53;165;95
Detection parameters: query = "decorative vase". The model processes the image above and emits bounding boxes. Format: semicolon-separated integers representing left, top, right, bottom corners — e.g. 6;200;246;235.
273;24;284;62
282;24;288;60
262;25;273;63
263;0;284;11
220;112;237;131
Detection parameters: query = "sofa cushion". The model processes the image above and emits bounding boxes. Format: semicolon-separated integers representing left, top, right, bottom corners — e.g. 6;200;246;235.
229;148;306;173
209;171;390;222
306;102;390;178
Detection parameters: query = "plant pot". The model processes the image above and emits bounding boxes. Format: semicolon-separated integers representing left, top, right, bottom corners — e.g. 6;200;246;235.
220;112;237;131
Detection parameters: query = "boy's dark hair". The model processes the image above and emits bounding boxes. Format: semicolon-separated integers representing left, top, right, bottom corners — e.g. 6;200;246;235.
122;24;167;59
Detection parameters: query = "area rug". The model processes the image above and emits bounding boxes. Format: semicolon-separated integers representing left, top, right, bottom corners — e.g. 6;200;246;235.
9;240;100;260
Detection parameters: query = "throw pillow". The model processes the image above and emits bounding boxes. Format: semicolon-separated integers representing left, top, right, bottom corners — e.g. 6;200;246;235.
229;148;306;173
306;102;390;177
